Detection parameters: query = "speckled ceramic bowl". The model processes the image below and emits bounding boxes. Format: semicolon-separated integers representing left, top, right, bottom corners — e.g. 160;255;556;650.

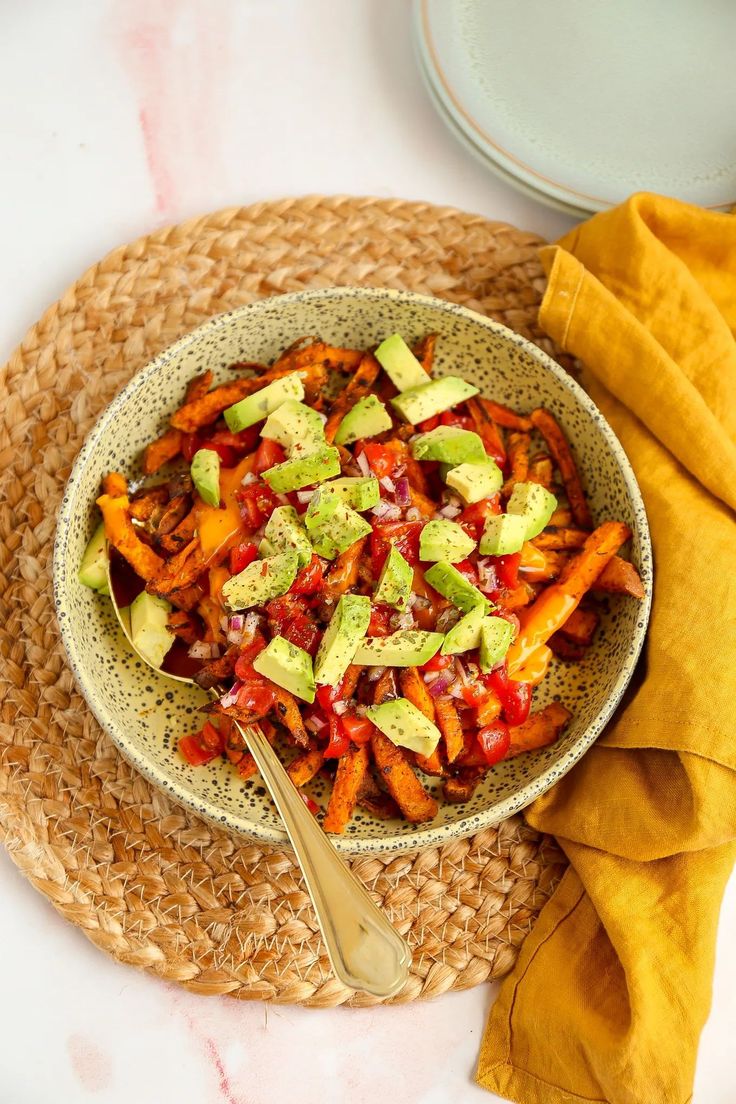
54;287;652;855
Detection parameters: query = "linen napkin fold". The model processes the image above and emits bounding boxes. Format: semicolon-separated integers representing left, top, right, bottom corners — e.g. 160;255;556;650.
477;193;736;1104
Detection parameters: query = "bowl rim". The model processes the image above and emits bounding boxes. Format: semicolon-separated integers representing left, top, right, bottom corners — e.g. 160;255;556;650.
53;285;653;856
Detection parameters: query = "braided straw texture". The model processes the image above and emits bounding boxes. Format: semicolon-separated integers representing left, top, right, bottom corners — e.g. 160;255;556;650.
0;196;568;1006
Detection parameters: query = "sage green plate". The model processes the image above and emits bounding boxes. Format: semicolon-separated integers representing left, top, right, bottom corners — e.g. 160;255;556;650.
53;287;652;855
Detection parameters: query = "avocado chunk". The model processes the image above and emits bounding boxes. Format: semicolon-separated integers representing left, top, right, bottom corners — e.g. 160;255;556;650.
221;549;299;610
506;481;558;539
373;544;413;610
129;591;174;669
260;399;325;458
424;561;490;613
479;514;527;556
352;629;444;667
334;394;393;446
259;506;313;567
374;333;428;392
366;697;441;758
390;376;479;424
419;519;476;563
261;446;341;494
308;499;372;560
224;373;304;432
78;522;109;591
304;487;340;532
313;593;371;686
479;616;514;673
253;634;315;703
322;476;380;511
411;426;486;466
190;448;221;507
441;602;486;656
445;460;503;504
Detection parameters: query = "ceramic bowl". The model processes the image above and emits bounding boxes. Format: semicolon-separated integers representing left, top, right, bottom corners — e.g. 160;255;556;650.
53;287;652;855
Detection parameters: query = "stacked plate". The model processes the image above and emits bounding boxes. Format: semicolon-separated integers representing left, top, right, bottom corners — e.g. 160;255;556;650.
414;0;736;216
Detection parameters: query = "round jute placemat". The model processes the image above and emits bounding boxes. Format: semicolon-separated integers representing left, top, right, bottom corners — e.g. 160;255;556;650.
0;196;568;1006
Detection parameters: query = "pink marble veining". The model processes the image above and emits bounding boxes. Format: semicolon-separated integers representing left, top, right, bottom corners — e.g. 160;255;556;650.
66;1033;113;1094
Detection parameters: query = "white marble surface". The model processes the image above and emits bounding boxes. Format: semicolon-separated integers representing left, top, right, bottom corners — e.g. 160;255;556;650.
0;2;733;1101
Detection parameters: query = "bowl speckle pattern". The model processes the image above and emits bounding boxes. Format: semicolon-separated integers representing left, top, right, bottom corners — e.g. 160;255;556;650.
53;287;652;855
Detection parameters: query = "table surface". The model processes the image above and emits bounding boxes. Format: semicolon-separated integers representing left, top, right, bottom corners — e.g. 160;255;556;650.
1;3;733;1102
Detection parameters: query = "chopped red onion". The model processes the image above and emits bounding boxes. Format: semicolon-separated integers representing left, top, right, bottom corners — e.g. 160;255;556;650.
219;680;242;708
356;450;371;477
439;503;462;519
188;640;220;660
394;476;411;506
228;614;245;632
219;615;230;633
391;611;415;631
372;500;402;522
448;681;466;700
380;475;396;494
305;714;327;734
276;493;290;505
405;506;422;523
436;606;461;632
297;488;316;504
454;658;470;686
427;669;456;697
241;611;261;644
241;471;258;486
332;700;349;716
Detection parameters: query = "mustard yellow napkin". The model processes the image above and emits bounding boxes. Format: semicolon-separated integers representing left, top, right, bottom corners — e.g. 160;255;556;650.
477;193;736;1104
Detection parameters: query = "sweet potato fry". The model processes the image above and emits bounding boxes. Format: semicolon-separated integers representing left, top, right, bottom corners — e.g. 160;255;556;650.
550;507;573;527
129;485;169;522
167;609;199;644
102;472;128;497
476;692;502;728
443;767;487;804
533;527;590;551
271;687;310;747
96;493;164;580
171;363;326;433
528;453;554;490
530;408;593;529
412;333;437;375
341;663;364;700
357;770;401;819
558;606;599;646
467;397;506;466
370;728;438;823
193;649;237;691
434;696;465;763
409;487;436;518
319;538;367;617
479;397;532;431
324;744;370;833
146;537;204;600
595;556;646;599
320;345;364;373
158;506;197;552
507;703;572;757
288;745;325;787
166;585;203;612
400;669;444;775
198;596;226;644
185;370;214;402
549;635;587;661
373;667;398;705
324;353;382;443
504;431;530;489
143;427;183;475
506;521;631;674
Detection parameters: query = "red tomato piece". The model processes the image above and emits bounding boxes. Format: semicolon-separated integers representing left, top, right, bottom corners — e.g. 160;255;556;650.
236;679;275;717
283;614;321;656
495;552;522;590
370;520;423;575
316;684;340;713
234;637;267;681
289;554;325;596
236;481;280;529
341;713;374;745
178;720;226;766
358;442;403;481
483;665;532;726
440;410;474;430
229;541;259;575
418;414;440;432
454;559;480;587
422;653;453;673
461;683;488;707
299;792;320;815
458;496;502;539
181;432;204;463
367;605;393;637
323;715;351;759
252;438;286;475
476;721;511;766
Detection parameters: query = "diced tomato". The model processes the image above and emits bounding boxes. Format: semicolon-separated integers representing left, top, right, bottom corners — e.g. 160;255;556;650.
368;605;393;637
461;683;488;707
181;432;204;463
236;679;275;717
454;559;480;587
495;552;522;590
234;637;267;681
357;442;403;481
341;713;374;745
370;520;423;575
316;684;341;713
252;438;286;476
323;715;351;758
229;541;259;575
418;414;440;432
476;721;510;766
422;653;453;673
209;425;260;454
282;614;322;656
179;720;226;766
289;554;325;596
299;792;320;815
440;410;474;430
266;594;309;636
483;665;532;726
236;481;280;529
458;496;502;539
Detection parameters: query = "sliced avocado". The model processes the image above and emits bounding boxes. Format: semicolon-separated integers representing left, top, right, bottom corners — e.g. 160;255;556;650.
419;519;476;563
259;505;313;567
352;629;444;667
411;426;486;465
479;514;527;556
308;500;372;560
253;634;315;703
221;549;299;610
373;544;413;610
191;448;221;507
224;373;304;432
334;394;392;446
441;602;486;656
506;481;558;539
313;593;371;686
366;697;441;758
424;562;490;613
129;591;174;669
374;333;428;391
322;476;380;511
445;460;503;504
78;522;109;591
479;616;514;673
261;446;341;494
304;487;340;532
390;376;479;424
260;399;325;458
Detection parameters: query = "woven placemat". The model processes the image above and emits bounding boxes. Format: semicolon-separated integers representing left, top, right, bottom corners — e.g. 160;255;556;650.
0;196;568;1006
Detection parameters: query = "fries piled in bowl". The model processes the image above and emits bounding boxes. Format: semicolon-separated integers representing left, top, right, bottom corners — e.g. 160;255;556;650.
81;334;645;833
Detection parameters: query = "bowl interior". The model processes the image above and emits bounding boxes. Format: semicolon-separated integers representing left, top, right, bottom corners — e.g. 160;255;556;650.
54;288;651;855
